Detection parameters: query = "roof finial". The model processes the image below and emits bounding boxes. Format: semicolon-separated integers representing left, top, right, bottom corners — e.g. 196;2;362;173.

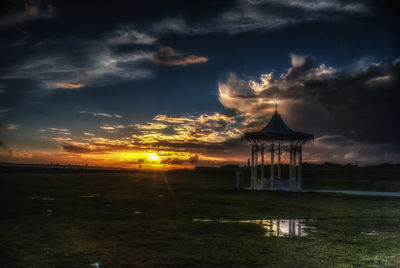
275;101;278;114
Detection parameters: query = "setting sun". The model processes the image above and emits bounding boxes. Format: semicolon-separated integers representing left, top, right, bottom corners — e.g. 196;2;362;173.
148;153;159;161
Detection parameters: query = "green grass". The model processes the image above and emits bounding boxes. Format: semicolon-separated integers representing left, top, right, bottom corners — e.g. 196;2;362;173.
1;168;400;267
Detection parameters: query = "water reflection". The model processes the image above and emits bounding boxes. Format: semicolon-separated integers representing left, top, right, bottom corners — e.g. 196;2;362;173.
192;219;311;237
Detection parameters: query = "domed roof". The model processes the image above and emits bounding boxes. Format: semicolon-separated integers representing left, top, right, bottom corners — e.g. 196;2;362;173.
244;107;313;142
260;111;294;134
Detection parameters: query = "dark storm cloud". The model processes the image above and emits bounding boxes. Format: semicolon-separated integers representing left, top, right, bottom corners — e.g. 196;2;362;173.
151;138;246;156
219;54;400;163
306;135;400;164
61;141;137;154
0;0;371;95
285;59;400;146
0;33;206;95
160;158;185;165
0;0;397;167
0;0;56;27
150;0;369;35
0;37;154;89
160;154;200;165
315;135;359;147
105;25;156;45
284;54;317;81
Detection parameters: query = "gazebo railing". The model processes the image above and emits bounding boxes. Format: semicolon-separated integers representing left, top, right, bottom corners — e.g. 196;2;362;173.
256;178;300;191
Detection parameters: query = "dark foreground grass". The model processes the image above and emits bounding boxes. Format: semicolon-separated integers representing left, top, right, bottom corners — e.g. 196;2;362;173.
1;168;400;267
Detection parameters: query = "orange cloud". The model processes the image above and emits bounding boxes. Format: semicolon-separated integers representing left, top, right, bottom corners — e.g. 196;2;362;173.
171;55;208;66
153;46;208;66
32;106;250;169
25;2;40;16
0;124;18;130
100;125;125;131
134;122;168;130
153;114;195;123
54;82;85;89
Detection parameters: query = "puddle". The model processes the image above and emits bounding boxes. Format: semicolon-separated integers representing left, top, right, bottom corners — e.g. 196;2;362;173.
362;231;378;236
192;218;312;237
80;194;99;198
30;196;54;201
90;262;100;268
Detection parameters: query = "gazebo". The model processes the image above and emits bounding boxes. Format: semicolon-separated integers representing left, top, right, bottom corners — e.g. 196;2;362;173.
243;105;313;191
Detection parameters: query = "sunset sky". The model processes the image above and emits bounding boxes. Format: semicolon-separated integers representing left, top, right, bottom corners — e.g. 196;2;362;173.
0;0;399;169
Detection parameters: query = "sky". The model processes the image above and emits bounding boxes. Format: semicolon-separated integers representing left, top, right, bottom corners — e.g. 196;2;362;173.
0;0;399;169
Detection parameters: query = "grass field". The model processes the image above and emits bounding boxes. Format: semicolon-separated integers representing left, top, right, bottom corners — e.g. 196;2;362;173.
1;167;400;267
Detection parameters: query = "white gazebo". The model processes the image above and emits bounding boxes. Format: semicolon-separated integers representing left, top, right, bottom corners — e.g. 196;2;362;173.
243;106;313;191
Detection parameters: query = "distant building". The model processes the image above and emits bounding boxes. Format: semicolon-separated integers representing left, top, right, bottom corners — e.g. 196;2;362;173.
194;166;215;170
221;164;240;169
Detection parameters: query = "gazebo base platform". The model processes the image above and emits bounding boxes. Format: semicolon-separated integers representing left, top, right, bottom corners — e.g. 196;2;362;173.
246;178;301;191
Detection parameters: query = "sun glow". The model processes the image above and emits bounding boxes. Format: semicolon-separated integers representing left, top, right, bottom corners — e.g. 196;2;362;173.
148;153;159;161
31;108;242;170
74;150;204;169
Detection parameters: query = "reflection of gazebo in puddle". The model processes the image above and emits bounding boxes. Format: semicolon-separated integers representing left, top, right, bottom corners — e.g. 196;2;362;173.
192;218;310;237
243;105;313;191
258;219;307;237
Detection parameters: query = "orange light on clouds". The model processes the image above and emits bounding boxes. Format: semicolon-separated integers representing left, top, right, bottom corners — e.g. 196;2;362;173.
74;150;191;169
2;107;247;169
2;124;18;130
54;82;85;89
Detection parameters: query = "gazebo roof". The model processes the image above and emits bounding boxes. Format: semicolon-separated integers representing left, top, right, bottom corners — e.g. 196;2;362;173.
260;111;294;134
244;109;314;142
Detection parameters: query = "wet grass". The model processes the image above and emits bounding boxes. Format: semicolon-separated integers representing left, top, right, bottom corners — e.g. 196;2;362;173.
1;168;400;267
303;166;400;191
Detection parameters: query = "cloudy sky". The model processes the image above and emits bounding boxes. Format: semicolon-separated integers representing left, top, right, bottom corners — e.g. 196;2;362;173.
0;0;399;168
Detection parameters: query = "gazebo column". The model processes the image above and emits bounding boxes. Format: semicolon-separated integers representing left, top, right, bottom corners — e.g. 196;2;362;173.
293;146;297;181
261;144;265;180
277;142;281;179
298;145;302;190
270;142;275;188
251;145;255;189
255;145;258;188
289;144;293;180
